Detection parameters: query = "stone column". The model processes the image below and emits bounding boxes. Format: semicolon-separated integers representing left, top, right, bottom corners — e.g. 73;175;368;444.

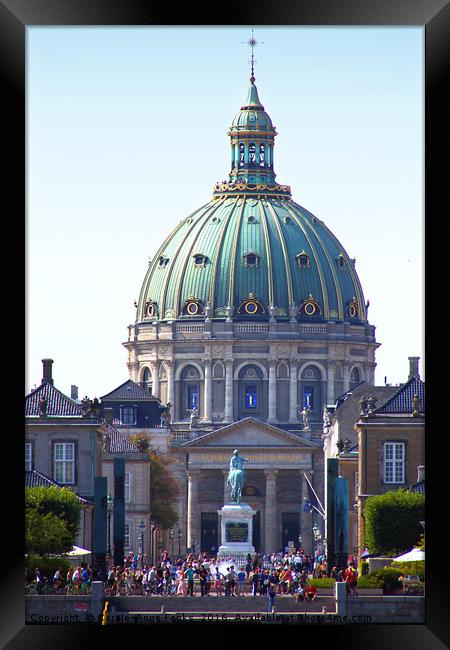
327;362;335;405
267;360;277;423
151;361;160;399
203;359;212;423
224;359;234;422
187;469;200;551
166;360;175;407
222;469;232;504
300;471;313;553
264;469;278;554
289;360;298;422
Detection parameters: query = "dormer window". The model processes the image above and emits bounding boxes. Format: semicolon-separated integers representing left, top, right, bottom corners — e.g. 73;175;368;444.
296;251;310;269
244;252;259;268
336;253;346;270
193;254;207;267
284;216;292;224
247;215;257;224
159;256;169;267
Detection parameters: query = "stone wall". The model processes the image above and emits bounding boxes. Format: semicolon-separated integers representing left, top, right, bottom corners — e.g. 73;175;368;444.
346;596;425;623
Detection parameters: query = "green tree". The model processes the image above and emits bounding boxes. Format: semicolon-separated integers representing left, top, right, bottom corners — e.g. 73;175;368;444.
364;490;425;556
25;486;81;555
129;432;180;530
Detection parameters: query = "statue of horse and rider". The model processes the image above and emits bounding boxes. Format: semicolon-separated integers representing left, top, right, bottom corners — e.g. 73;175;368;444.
227;449;248;503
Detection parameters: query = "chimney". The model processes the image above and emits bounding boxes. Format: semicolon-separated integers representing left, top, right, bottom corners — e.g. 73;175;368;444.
408;356;420;379
71;385;78;401
417;465;425;483
104;407;113;425
41;358;54;385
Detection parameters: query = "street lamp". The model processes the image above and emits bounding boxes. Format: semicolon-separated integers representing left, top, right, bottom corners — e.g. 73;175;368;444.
106;493;114;560
177;528;182;558
139;520;146;568
169;530;175;557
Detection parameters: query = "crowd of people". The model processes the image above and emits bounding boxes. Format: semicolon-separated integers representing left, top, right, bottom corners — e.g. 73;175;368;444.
27;548;359;599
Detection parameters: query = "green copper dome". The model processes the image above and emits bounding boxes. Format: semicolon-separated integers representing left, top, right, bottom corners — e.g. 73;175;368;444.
136;78;368;325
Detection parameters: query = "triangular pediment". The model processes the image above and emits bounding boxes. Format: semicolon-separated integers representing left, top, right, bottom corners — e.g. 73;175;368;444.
181;417;318;448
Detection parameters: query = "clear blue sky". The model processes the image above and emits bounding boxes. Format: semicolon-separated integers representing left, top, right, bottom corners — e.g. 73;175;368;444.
26;26;424;398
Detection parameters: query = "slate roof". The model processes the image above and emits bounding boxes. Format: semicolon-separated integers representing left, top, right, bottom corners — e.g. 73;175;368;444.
374;376;425;414
99;379;159;402
101;423;140;454
25;470;92;504
25;381;84;417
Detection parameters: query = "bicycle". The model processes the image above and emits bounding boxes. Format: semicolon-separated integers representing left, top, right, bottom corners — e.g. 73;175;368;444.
66;582;91;596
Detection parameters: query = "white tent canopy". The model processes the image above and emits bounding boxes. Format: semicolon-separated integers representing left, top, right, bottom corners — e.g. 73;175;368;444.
393;547;425;562
66;545;91;557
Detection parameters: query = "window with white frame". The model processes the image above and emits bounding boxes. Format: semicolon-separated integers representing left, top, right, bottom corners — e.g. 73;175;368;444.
25;443;32;471
125;472;131;503
53;442;75;484
384;442;405;484
124;523;130;550
120;405;137;425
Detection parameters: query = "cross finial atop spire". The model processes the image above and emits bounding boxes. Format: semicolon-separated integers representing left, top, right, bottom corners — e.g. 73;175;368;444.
242;29;263;84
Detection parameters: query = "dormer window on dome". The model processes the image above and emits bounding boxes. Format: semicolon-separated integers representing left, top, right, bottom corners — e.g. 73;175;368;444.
182;298;204;317
193;253;208;267
296;251;310;269
336;253;346;270
244;252;259;268
159;256;169;267
247;215;257;224
300;294;321;317
237;293;265;316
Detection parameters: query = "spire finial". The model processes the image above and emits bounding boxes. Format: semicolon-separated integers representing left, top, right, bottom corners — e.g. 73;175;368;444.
242;29;263;84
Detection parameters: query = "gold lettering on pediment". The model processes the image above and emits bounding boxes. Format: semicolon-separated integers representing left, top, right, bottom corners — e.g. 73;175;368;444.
191;453;309;464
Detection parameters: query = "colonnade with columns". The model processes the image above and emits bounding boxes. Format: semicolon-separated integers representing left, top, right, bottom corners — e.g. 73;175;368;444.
136;357;373;425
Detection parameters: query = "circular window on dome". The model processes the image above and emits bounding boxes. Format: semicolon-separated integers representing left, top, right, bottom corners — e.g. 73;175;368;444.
187;302;199;315
300;294;321;317
182;299;204;317
347;300;358;318
245;301;258;315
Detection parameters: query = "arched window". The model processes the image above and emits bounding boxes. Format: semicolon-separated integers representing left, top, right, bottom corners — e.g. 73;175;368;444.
238;365;263;416
349;367;361;390
259;144;265;167
239;143;245;167
181;365;201;419
299;365;322;420
248;142;256;164
142;367;152;394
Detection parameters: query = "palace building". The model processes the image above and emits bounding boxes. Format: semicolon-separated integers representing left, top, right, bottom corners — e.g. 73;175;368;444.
123;66;380;555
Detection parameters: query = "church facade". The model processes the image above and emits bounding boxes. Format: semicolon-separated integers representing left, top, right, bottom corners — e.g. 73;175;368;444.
123;67;379;555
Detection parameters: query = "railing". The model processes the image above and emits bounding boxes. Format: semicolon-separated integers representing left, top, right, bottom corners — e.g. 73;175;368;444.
298;324;327;334
234;324;269;334
175;324;204;337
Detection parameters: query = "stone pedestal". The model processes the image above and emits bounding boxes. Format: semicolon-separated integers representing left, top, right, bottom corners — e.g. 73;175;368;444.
217;503;256;557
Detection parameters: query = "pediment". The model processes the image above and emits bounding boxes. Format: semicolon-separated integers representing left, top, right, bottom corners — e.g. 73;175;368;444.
181;417;318;448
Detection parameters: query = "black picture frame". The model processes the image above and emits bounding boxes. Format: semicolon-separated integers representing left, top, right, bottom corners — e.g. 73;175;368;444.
4;0;447;645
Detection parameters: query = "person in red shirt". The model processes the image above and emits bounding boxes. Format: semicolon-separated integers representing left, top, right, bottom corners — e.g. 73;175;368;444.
344;565;358;596
305;583;317;601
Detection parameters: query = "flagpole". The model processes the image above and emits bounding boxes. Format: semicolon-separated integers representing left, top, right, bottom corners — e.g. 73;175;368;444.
303;473;326;516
